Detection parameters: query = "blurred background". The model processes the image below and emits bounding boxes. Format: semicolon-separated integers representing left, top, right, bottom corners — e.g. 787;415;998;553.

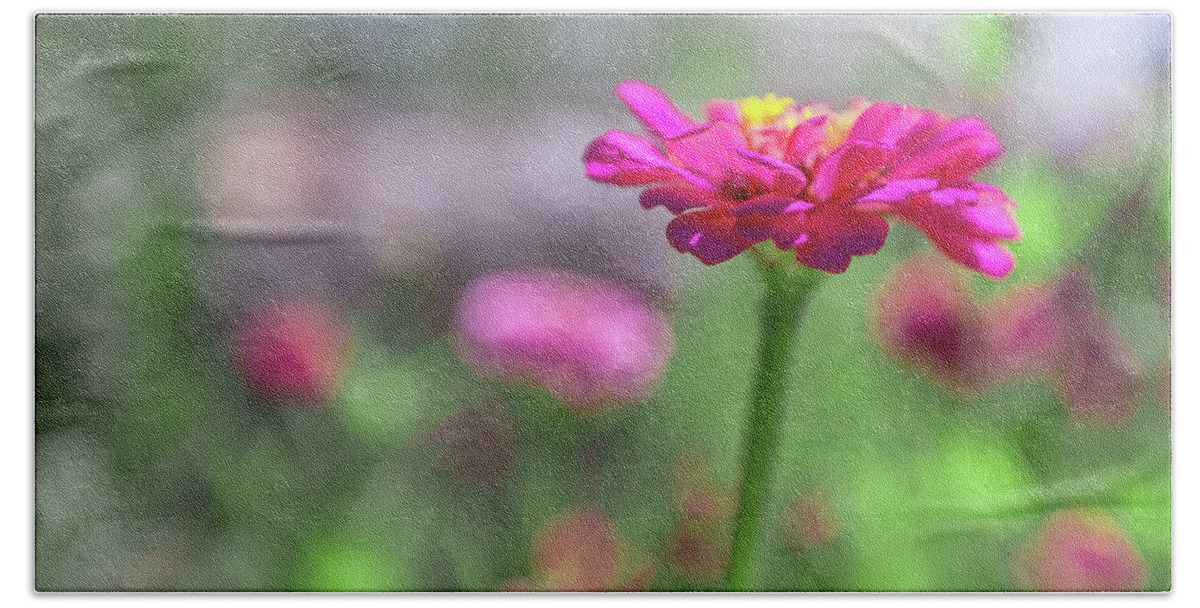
35;13;1170;591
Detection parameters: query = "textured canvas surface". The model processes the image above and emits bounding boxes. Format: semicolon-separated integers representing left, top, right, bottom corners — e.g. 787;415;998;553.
34;13;1170;592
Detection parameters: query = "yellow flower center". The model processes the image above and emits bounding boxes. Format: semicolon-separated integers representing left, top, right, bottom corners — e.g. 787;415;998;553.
740;94;794;128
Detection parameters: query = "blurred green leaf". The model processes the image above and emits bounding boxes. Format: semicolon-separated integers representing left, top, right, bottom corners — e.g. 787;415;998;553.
333;332;431;450
296;532;395;591
941;14;1012;93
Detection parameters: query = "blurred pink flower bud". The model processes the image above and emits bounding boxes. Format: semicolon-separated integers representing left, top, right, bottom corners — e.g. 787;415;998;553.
667;524;730;584
424;399;518;487
1012;509;1148;592
782;489;839;553
500;508;655;592
232;300;353;405
873;255;1141;425
666;454;734;583
871;253;992;393
531;508;624;591
1050;269;1140;425
454;270;674;414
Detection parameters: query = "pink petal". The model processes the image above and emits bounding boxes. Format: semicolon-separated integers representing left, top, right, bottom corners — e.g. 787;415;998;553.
967;240;1018;280
960;198;1021;241
783;114;829;167
845;102;902;143
665;122;766;184
639;184;715;214
927;187;980;207
857;178;939;204
616;80;697;139
729;194;814;218
704;99;742;124
887;117;1002;184
810;140;896;203
890;184;1021;265
731;212;779;243
848;102;943;148
665;209;752;265
584;130;709;188
737;148;808;187
793;209;890;273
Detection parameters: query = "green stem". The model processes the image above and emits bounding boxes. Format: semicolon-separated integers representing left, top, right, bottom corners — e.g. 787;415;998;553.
726;263;823;591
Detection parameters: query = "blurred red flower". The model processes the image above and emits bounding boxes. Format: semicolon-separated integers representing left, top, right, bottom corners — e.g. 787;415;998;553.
232;300;353;405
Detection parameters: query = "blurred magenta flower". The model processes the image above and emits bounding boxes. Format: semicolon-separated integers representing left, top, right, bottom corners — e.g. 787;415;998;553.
1011;509;1147;591
453;269;674;414
502;508;656;591
1040;269;1141;425
872;255;1141;424
584;81;1020;277
232;300;353;405
871;253;993;392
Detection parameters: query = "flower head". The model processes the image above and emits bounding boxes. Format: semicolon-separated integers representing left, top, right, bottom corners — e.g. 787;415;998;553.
453;269;674;414
1011;509;1148;592
584;81;1020;278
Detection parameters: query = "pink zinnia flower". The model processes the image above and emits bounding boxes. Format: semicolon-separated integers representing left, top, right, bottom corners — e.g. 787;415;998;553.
1011;509;1148;592
584;81;1021;278
453;269;674;414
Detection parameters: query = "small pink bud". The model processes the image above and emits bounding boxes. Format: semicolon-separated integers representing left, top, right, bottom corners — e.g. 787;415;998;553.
1012;509;1148;592
529;508;626;592
871;254;991;392
667;523;730;583
454;269;674;414
666;453;734;583
232;300;353;405
782;490;839;552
